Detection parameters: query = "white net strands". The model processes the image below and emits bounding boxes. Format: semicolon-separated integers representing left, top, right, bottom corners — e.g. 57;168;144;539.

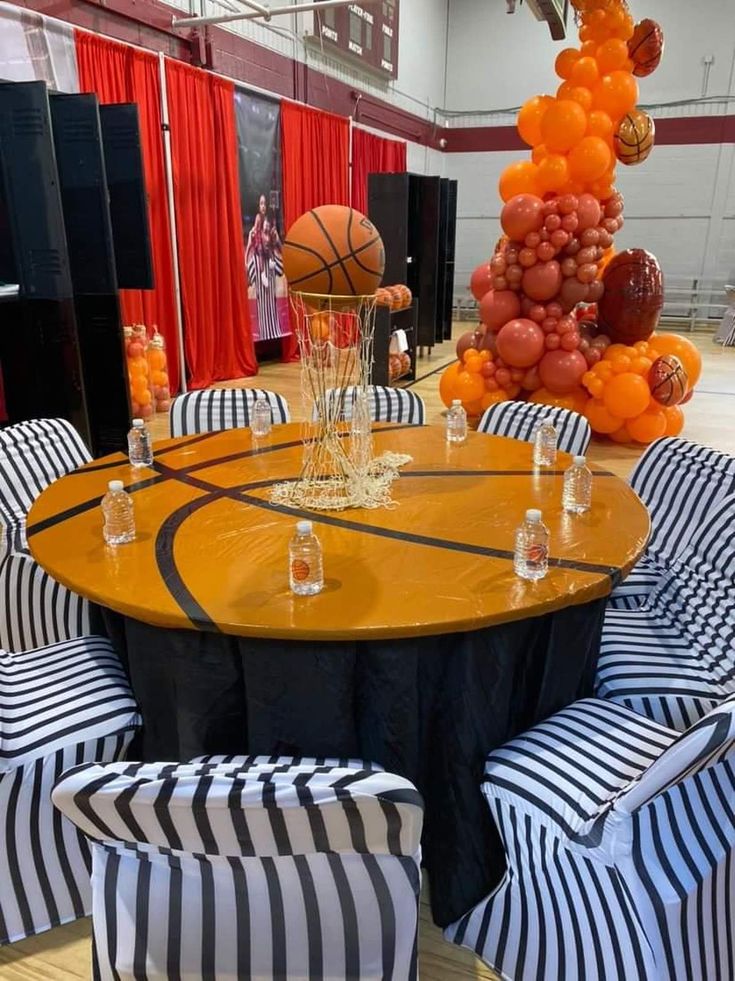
270;292;412;511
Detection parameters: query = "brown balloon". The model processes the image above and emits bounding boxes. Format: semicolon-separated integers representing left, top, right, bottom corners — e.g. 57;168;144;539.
598;249;664;344
456;329;486;360
628;19;664;78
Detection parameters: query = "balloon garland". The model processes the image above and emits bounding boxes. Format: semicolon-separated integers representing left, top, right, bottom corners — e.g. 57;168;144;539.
440;0;697;444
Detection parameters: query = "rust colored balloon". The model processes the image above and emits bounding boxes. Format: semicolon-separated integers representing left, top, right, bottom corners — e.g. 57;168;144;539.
598;249;664;344
628;19;664;78
470;264;494;302
456;329;486;361
648;354;689;407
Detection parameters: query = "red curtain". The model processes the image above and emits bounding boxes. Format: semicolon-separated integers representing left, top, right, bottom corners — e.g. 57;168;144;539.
165;61;256;388
281;102;350;230
351;128;407;214
74;31;180;393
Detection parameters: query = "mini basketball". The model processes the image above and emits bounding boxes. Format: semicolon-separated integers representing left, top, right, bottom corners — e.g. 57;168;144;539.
614;110;655;166
649;355;688;407
598;249;664;344
628;19;664;78
283;205;385;296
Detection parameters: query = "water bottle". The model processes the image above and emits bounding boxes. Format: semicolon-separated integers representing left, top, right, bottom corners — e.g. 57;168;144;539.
533;420;557;467
514;509;549;581
289;520;324;596
127;418;153;468
102;480;136;546
446;400;468;444
351;388;373;468
563;456;593;514
251;396;272;438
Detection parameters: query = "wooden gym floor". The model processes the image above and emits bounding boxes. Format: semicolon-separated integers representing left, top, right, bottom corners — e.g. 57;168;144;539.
4;326;733;981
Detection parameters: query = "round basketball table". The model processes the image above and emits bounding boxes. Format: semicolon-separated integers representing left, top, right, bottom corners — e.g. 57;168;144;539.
28;423;648;926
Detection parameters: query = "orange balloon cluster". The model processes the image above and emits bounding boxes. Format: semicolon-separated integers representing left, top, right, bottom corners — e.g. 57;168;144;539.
440;346;511;416
125;325;171;418
581;333;701;443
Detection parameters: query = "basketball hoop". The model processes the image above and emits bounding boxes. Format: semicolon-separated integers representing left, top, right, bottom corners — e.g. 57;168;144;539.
269;291;412;511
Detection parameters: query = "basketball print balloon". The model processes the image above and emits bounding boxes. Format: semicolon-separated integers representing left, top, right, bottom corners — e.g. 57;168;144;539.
649;355;688;407
628;19;664;78
598;249;664;344
614;110;655;166
283;205;385;296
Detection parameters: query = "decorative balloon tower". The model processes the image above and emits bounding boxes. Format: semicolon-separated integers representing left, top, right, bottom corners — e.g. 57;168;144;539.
441;0;702;445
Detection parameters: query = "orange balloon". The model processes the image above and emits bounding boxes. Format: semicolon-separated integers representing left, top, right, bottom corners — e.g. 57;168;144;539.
540;99;588;153
581;40;598;59
627;406;667;444
648;333;702;390
532;143;549;164
596;38;629;73
499;161;542;202
609;424;633;444
570;56;600;89
465;354;483;374
557;83;593;112
537;153;570;193
455;370;485;405
588;176;616;201
603;372;651;419
592;72;639;121
662;404;685;437
585;397;623;434
587;109;614;140
439;362;461;408
555;48;581;80
568;136;612;182
481;390;509;410
518;95;552;147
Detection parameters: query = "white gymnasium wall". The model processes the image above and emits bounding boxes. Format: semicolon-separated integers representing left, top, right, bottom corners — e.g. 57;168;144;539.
443;0;735;299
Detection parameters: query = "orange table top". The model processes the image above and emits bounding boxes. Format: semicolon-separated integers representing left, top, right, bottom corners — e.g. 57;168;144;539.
27;423;649;641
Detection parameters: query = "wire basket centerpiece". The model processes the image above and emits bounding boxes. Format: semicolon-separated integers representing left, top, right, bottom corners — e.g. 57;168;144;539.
270;292;412;511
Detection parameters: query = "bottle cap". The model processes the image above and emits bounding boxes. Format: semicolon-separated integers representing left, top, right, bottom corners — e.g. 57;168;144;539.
297;520;313;535
526;508;542;522
574;455;586;465
108;480;124;492
132;418;144;428
451;399;462;406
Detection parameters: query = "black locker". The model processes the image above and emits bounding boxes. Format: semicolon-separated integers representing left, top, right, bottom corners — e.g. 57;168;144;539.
443;180;458;340
0;81;90;443
50;92;131;455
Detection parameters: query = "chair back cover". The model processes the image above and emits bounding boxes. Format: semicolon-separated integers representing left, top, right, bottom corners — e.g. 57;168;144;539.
477;401;591;457
316;386;425;425
169;388;291;437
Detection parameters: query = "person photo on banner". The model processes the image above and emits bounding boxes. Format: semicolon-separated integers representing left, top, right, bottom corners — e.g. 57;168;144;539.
245;192;290;342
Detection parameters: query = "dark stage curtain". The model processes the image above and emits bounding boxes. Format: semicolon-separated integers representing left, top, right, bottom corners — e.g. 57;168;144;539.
165;61;257;388
351;127;407;214
74;31;181;394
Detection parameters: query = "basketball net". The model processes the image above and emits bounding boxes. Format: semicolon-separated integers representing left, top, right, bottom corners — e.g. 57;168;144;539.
270;292;412;511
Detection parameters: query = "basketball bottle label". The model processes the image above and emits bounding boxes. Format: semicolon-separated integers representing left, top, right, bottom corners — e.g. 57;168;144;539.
291;558;310;582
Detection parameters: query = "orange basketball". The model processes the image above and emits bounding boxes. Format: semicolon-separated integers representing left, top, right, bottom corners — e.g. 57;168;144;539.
628;19;664;78
614;110;655;166
283;205;385;296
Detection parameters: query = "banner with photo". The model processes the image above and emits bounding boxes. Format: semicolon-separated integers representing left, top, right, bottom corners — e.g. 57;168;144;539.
234;88;291;343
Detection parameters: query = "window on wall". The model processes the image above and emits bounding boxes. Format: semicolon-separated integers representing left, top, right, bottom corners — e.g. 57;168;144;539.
365;21;373;50
383;32;392;61
349;12;362;44
323;7;335;27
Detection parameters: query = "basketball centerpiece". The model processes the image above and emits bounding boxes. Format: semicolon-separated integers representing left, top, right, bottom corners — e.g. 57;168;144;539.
271;204;412;510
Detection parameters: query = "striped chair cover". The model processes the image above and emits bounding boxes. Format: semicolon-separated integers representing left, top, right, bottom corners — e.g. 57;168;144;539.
0;419;92;651
596;493;735;730
477;401;591;457
0;635;140;945
446;695;735;981
169;388;291;437
53;759;424;980
314;386;426;425
610;438;735;610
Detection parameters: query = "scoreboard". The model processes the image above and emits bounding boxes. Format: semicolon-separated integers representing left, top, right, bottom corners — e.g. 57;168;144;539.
314;2;400;80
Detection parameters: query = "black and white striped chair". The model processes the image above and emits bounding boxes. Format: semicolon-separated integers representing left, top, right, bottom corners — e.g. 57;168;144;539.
446;695;735;981
53;757;423;980
0;635;140;945
596;492;735;731
314;385;426;425
610;437;735;610
169;388;291;437
0;418;92;651
477;401;591;456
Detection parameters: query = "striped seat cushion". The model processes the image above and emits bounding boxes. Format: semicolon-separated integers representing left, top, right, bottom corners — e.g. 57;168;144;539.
477;401;591;457
482;698;676;839
0;550;91;653
0;418;91;555
169;388;290;437
607;556;664;610
193;753;385;771
316;386;425;425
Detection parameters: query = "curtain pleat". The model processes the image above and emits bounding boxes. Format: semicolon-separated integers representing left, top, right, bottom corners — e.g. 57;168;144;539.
350;128;407;215
74;31;180;393
165;60;256;388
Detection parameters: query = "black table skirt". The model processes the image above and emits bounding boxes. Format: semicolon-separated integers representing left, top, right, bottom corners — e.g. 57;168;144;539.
104;599;606;927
